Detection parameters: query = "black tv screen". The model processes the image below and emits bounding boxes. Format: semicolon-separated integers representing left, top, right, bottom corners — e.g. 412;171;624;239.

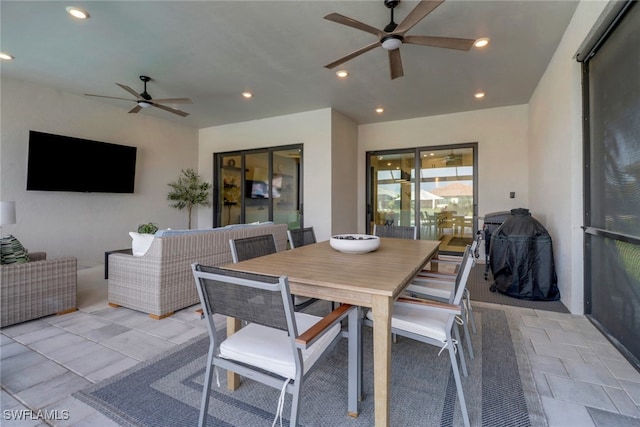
26;131;137;193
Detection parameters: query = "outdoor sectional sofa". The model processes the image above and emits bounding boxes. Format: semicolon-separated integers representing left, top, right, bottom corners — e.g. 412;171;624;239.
107;222;288;318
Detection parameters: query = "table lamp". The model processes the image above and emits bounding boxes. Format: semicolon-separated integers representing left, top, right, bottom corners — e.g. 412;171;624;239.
1;201;16;236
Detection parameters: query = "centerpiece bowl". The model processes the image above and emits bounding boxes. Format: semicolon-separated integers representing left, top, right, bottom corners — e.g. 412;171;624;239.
330;234;380;254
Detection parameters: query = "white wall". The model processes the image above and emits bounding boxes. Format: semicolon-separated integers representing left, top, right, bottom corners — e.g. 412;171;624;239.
198;108;337;240
0;77;198;267
357;105;530;233
528;0;609;314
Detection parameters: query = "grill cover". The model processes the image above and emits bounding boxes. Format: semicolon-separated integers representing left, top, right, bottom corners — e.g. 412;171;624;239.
489;208;560;301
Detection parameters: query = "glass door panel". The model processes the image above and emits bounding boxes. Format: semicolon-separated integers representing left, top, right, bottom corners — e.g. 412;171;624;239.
419;148;475;254
220;154;243;226
369;152;416;229
273;148;301;230
245;152;270;223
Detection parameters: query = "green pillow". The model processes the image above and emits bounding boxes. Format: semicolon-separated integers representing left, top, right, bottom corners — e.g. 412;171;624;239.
0;235;29;264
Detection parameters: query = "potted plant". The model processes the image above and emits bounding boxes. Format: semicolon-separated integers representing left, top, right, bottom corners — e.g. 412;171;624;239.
137;222;159;234
167;168;212;229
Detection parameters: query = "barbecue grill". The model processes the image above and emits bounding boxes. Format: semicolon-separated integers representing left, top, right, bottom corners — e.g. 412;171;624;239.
482;211;511;279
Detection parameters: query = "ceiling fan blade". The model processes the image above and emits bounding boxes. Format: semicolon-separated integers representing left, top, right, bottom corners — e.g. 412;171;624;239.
394;0;444;35
150;98;193;104
128;105;142;114
324;41;381;69
84;94;136;102
404;35;475;51
324;13;383;38
389;49;404;80
116;83;142;99
153;103;189;117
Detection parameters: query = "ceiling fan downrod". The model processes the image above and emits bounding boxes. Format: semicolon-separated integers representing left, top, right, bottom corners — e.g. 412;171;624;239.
383;0;399;32
139;75;152;100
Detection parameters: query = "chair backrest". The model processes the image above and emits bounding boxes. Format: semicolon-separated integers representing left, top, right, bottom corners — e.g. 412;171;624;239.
230;234;277;263
287;227;317;249
451;245;475;305
373;224;417;240
192;264;294;333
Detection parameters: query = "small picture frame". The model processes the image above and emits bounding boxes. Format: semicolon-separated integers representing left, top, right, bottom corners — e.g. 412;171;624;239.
227;159;236;167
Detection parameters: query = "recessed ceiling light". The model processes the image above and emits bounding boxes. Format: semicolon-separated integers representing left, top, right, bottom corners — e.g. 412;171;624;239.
474;92;485;99
0;52;14;60
336;70;348;78
242;92;253;98
66;6;90;19
375;107;384;114
474;38;489;48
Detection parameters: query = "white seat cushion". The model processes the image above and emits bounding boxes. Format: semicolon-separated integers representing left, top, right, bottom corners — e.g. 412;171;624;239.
366;304;449;343
405;281;453;300
219;312;340;378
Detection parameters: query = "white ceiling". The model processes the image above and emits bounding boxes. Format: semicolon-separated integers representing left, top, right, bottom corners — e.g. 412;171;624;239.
1;1;579;129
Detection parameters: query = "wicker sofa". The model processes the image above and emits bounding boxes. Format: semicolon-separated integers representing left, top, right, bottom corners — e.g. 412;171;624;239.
107;223;288;319
1;252;78;328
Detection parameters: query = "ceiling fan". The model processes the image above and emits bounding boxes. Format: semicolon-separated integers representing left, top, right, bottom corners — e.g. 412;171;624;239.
85;75;192;117
324;0;476;80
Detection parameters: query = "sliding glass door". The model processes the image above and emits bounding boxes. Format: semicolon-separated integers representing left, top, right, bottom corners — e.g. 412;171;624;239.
214;145;302;229
367;143;477;254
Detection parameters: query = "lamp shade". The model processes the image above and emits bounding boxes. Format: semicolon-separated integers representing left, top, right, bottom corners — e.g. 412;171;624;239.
0;201;16;226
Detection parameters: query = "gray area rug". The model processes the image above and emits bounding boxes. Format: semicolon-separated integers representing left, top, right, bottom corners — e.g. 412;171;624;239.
75;306;546;426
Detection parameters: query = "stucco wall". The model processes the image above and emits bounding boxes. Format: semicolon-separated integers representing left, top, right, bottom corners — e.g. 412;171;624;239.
357;105;530;233
528;0;609;313
0;76;198;267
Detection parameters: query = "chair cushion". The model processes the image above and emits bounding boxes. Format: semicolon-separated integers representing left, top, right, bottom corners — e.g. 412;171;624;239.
219;312;340;378
366;304;449;343
0;235;29;264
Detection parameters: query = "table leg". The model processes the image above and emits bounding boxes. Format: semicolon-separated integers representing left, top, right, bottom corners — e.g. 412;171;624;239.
371;295;392;427
226;317;242;390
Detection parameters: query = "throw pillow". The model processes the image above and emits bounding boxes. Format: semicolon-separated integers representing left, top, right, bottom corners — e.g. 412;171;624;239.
129;232;155;256
0;235;29;264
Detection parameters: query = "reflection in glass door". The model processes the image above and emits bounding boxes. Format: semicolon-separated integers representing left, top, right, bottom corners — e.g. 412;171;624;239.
368;144;477;255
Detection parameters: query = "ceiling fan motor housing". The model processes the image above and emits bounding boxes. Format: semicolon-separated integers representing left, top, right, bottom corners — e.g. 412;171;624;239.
384;0;400;9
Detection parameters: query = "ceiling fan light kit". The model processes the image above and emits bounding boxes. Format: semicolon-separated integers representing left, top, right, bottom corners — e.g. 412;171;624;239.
84;75;192;117
324;0;476;80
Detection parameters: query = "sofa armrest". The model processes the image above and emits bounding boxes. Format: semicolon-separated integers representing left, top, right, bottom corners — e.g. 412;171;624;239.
1;257;77;327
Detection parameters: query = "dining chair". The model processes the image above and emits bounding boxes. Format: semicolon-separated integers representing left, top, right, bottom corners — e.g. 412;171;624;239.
230;234;318;312
407;245;476;358
287;227;317;249
229;234;277;263
192;264;360;427
286;227;322;311
363;245;475;427
415;232;482;335
373;224;417;239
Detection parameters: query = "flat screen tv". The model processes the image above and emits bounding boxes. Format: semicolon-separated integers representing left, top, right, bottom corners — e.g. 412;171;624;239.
26;131;137;193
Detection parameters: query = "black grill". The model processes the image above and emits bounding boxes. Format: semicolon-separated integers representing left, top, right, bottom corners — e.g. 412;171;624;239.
482;211;512;279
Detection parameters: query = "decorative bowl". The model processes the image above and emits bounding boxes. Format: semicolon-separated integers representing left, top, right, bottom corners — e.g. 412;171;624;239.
330;234;380;254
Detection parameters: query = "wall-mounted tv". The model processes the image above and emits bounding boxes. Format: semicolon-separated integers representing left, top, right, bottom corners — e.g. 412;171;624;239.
26;131;137;193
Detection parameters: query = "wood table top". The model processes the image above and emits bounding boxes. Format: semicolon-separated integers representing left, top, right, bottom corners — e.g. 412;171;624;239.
224;238;440;300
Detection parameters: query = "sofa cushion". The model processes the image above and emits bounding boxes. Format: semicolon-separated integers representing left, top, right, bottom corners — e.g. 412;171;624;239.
0;235;29;264
154;222;274;238
129;232;155;256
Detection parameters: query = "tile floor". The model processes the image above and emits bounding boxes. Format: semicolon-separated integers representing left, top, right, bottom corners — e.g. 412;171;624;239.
2;267;640;426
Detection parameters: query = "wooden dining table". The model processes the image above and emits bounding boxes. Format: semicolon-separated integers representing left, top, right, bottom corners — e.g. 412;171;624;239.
224;236;440;427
